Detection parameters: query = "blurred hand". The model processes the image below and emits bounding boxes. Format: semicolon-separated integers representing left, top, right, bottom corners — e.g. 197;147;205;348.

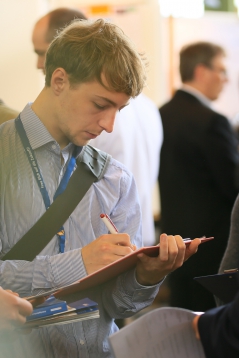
0;287;33;332
192;314;202;340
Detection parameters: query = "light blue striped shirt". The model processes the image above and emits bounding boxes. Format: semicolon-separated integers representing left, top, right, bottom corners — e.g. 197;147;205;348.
0;103;160;357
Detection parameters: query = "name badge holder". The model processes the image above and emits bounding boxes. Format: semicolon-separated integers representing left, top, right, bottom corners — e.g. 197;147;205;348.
15;115;77;253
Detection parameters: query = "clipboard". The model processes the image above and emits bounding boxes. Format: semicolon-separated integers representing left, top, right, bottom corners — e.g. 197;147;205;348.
194;270;239;304
26;237;213;303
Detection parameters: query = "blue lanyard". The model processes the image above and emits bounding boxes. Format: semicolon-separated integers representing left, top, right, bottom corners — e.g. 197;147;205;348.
15;115;77;253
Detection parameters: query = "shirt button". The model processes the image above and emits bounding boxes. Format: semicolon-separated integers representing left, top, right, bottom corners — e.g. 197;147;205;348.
52;144;57;150
80;339;85;345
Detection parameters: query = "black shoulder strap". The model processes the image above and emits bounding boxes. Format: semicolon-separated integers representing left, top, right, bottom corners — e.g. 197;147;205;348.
2;145;111;261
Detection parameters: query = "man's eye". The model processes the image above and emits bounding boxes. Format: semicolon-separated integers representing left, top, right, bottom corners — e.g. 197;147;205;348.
94;103;106;110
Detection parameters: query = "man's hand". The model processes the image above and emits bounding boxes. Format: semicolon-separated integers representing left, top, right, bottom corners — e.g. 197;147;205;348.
0;288;33;332
192;314;202;340
136;233;201;286
81;233;136;274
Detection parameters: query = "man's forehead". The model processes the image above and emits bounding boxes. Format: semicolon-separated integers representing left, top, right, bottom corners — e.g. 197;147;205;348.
32;16;49;47
211;54;226;66
94;94;130;107
69;77;130;107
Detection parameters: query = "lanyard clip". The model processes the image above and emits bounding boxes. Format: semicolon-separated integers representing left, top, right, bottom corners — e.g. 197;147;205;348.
57;228;65;253
57;229;65;236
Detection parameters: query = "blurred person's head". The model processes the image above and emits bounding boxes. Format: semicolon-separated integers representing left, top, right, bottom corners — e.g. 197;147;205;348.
44;18;146;98
179;42;228;100
32;7;87;72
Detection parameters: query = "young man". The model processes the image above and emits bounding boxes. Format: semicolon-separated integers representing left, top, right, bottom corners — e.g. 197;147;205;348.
0;19;200;357
31;7;163;247
159;42;239;312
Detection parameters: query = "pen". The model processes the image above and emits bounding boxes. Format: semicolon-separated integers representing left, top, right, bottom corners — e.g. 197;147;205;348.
100;213;119;234
183;237;214;244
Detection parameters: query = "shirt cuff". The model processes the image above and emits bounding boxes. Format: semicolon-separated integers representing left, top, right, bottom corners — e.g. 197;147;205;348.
119;268;161;301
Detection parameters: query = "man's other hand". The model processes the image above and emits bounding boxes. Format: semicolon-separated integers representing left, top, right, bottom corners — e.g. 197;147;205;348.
136;233;201;286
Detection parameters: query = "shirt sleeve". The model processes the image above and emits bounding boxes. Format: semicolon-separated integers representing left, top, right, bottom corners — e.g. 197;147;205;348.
0;248;88;297
102;268;161;319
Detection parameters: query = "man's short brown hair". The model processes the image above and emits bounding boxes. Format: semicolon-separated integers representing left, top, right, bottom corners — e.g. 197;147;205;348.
45;19;147;97
180;41;225;83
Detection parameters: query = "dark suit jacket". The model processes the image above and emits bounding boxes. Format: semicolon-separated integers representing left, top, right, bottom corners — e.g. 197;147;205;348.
159;90;239;275
198;290;239;358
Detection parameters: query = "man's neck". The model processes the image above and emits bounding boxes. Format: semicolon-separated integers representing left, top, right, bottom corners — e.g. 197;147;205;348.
181;83;212;108
31;87;70;149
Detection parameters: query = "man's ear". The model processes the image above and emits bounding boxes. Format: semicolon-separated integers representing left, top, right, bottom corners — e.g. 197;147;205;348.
50;68;69;95
194;64;208;82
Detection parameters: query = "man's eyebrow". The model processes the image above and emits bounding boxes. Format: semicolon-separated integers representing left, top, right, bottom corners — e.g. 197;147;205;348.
95;96;130;109
95;96;117;107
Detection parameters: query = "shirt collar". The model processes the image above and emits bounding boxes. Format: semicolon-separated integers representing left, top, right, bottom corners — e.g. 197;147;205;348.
20;103;55;150
181;84;212;109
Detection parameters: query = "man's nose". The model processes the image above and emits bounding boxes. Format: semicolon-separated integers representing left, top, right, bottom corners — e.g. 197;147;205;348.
224;75;229;83
100;111;117;133
37;56;45;71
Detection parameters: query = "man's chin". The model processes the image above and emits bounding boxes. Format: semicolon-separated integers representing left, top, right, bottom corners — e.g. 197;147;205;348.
72;139;90;147
208;92;220;101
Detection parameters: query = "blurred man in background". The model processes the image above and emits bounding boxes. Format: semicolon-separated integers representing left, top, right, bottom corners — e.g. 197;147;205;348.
32;7;163;247
159;41;239;311
32;7;87;72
